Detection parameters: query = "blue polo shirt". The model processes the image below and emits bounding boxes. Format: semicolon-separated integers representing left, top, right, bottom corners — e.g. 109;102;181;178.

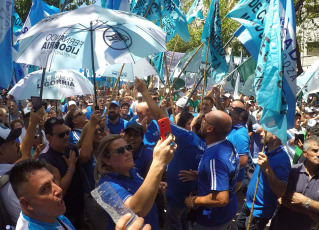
196;139;239;227
227;123;250;182
98;169;159;230
133;145;153;178
105;116;128;134
127;119;160;149
68;129;81;144
166;123;205;207
246;146;291;219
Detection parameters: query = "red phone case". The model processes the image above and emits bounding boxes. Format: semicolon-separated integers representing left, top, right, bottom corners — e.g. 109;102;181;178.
157;117;172;141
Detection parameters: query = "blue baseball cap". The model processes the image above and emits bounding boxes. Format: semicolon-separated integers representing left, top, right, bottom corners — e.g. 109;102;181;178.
110;101;120;107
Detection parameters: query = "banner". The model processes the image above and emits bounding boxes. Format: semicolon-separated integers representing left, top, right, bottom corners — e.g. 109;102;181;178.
186;0;204;23
253;0;296;142
201;0;227;83
0;0;13;89
131;0;161;21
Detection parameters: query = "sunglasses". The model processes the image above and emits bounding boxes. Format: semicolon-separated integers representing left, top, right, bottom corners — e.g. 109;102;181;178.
73;111;83;119
48;117;64;125
114;144;133;155
51;129;70;138
152;97;160;101
95;127;104;134
203;117;214;126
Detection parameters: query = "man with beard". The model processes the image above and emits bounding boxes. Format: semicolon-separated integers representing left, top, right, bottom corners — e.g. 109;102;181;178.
106;101;128;134
124;123;153;178
184;110;239;230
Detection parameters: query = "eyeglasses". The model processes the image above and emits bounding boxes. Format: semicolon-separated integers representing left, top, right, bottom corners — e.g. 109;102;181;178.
51;129;70;138
202;117;214;126
152;97;160;101
73;111;83;119
95;127;104;134
114;144;133;155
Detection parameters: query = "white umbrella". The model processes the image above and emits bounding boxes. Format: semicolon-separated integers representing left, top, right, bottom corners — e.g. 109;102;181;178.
8;69;94;100
96;58;158;81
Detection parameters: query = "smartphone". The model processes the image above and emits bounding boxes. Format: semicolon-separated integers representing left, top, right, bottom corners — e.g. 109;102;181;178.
31;96;42;112
157;117;172;141
295;133;305;144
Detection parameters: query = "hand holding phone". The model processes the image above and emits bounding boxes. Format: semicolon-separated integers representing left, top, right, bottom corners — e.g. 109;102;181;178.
31;96;42;112
157;117;171;141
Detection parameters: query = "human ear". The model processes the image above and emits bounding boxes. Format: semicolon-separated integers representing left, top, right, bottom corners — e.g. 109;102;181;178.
20;197;33;211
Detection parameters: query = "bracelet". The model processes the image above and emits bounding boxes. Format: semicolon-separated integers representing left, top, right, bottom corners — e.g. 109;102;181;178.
305;198;311;209
190;196;197;208
67;168;75;173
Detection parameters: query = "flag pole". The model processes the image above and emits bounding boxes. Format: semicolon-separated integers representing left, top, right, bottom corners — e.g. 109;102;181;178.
107;63;125;112
247;131;268;230
168;36;180;74
144;0;154;17
200;37;211;111
167;43;204;95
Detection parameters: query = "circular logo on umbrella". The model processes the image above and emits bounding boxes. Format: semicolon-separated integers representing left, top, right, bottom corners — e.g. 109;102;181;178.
103;26;132;50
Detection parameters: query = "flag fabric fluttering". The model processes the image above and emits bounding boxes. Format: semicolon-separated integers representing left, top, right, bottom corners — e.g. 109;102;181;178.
201;0;227;84
186;0;204;23
233;51;243;97
103;0;130;11
131;0;161;21
151;52;165;83
0;0;13;89
253;0;297;143
237;56;257;96
226;0;270;61
297;60;319;101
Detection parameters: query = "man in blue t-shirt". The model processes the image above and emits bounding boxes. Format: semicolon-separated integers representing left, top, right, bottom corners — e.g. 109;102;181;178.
227;106;250;191
105;101;128;134
9;159;76;230
185;110;239;229
236;130;291;230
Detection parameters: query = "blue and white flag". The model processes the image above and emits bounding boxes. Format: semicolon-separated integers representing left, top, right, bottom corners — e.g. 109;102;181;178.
151;52;165;83
103;0;130;11
42;1;59;16
201;0;227;83
253;0;297;142
0;0;13;89
297;59;319;100
132;0;161;21
160;0;190;42
186;0;204;23
226;0;270;61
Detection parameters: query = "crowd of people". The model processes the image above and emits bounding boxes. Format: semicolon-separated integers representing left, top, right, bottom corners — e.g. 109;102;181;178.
0;77;318;230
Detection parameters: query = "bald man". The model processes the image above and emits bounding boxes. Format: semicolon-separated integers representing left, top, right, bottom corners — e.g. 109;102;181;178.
127;102;160;149
185;110;239;229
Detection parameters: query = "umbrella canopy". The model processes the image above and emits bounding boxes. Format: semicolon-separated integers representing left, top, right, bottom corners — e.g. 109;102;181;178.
15;5;167;71
8;69;94;100
96;58;158;81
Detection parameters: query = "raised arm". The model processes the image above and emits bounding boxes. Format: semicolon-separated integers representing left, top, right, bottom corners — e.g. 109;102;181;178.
124;135;176;217
134;77;167;119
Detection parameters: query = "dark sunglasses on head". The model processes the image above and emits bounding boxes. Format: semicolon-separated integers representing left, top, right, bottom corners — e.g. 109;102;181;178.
114;144;133;155
73;111;83;119
95;127;104;134
51;129;71;138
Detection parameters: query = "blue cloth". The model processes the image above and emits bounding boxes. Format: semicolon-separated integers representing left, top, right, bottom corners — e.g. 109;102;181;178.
98;169;159;230
166;123;205;207
196;139;239;227
246;146;291;218
133;145;153;178
251;123;263;159
227;124;250;182
105;116;128;134
68;129;81;144
82;155;96;194
127;119;160;149
16;212;75;230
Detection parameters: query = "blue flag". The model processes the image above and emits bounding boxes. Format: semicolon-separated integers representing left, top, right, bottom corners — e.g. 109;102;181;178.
253;0;296;142
0;0;13;89
201;0;227;83
42;1;59;16
160;0;190;42
226;0;270;60
151;53;165;83
186;0;204;23
103;0;130;11
132;0;161;21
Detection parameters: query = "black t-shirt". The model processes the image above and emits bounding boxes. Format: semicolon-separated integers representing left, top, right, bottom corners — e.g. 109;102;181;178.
39;144;84;220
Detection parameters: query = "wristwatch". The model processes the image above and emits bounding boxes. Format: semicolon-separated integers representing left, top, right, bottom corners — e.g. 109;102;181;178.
305;198;311;209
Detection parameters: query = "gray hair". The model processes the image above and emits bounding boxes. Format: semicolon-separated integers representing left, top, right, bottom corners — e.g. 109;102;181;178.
303;136;319;152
